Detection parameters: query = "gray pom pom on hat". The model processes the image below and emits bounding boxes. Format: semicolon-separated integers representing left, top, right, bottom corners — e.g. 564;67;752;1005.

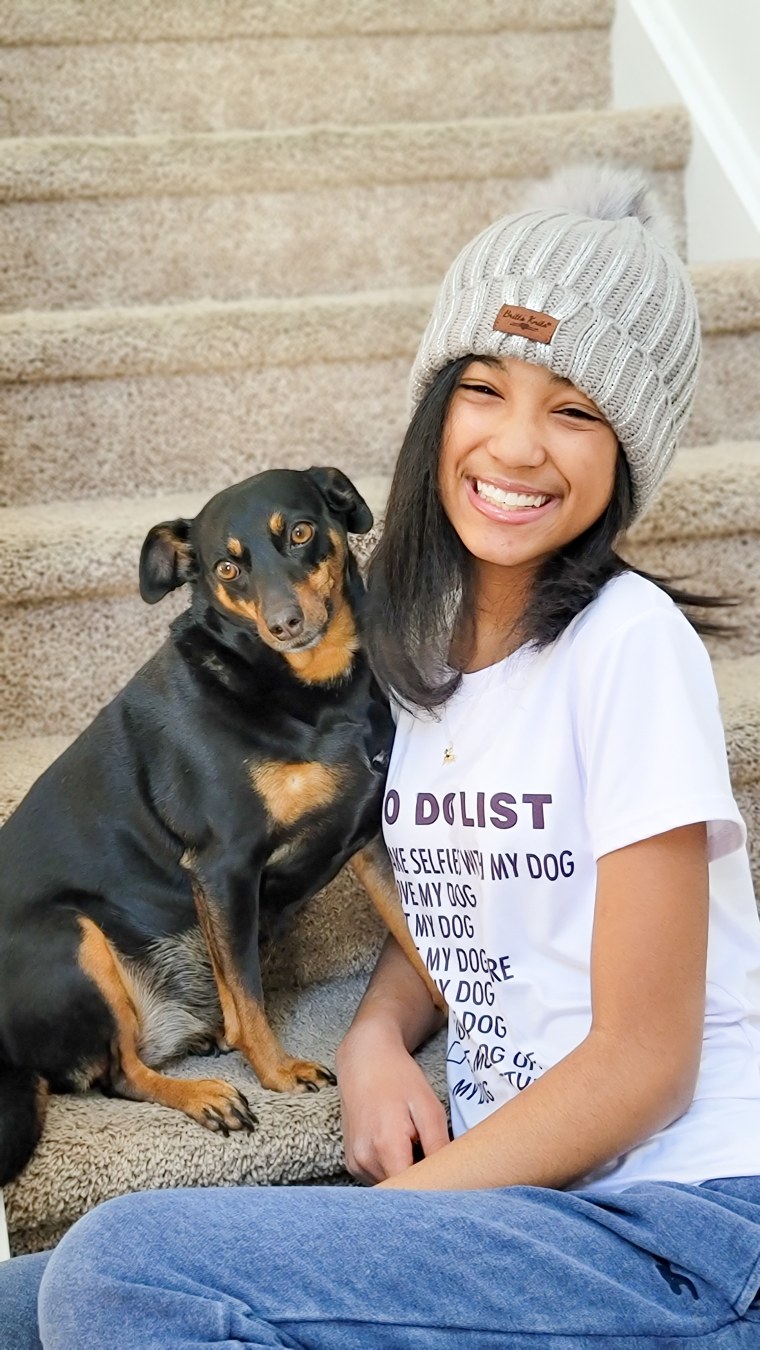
409;164;701;521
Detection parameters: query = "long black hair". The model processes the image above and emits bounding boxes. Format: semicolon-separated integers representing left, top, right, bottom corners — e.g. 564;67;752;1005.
366;356;738;711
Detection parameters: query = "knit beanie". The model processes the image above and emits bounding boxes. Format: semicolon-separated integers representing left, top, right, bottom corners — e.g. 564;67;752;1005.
409;164;701;521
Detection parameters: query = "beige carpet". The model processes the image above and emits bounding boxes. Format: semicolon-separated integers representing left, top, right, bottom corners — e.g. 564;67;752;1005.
1;0;758;1258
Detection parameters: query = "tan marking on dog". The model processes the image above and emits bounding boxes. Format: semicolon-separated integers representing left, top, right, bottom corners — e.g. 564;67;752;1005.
311;530;344;598
268;512;286;536
286;597;359;684
328;528;345;565
294;528;344;614
31;1077;50;1137
190;883;243;1046
307;558;332;600
157;523;192;562
227;537;243;557
285;531;356;681
77;916;254;1131
192;883;335;1092
249;760;343;826
351;842;448;1013
267;833;308;867
213;583;260;625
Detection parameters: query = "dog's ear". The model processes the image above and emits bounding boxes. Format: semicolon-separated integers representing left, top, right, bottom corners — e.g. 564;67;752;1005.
306;467;374;534
139;519;195;604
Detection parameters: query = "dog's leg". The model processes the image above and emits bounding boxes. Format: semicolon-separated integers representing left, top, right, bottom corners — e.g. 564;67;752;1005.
77;917;257;1134
350;837;448;1014
191;874;336;1094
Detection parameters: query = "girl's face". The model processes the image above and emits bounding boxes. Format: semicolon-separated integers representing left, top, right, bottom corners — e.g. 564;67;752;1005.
438;356;619;591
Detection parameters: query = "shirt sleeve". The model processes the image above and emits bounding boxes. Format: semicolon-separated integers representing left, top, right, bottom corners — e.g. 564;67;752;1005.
574;605;746;863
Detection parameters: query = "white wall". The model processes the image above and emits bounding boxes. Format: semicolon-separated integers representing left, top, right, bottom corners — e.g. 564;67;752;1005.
612;0;760;262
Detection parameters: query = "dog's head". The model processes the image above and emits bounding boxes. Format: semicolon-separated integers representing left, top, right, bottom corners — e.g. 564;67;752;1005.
139;468;373;675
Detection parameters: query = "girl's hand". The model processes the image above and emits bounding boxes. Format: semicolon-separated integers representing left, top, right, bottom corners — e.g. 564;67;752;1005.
336;1025;449;1184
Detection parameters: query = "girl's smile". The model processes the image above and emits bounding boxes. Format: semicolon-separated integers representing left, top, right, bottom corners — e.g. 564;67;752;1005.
465;476;558;526
439;355;619;583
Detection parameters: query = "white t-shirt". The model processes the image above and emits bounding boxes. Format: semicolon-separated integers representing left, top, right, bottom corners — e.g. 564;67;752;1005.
383;571;760;1192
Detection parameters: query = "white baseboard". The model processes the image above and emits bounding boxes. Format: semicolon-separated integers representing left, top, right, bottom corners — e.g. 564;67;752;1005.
612;0;760;262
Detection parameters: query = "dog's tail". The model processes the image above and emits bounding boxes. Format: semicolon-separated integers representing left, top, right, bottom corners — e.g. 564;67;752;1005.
0;1062;47;1186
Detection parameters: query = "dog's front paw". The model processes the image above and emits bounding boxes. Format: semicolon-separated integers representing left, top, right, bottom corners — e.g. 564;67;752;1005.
278;1058;338;1094
179;1078;258;1135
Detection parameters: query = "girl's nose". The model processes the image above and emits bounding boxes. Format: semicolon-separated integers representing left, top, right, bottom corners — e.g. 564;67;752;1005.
486;411;547;466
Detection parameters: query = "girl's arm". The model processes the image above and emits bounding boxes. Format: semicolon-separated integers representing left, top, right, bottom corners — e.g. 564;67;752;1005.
379;820;709;1191
336;933;449;1183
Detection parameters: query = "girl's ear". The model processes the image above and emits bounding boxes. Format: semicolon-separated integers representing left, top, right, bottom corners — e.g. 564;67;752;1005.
139;518;195;603
306;466;374;534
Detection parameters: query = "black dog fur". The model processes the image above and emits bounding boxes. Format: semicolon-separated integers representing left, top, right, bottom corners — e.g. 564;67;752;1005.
0;467;416;1185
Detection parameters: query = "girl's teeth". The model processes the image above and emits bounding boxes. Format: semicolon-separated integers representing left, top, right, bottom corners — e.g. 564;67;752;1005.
476;481;551;509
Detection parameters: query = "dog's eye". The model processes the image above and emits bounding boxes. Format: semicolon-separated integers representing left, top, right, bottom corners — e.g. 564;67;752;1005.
215;560;240;581
290;522;314;546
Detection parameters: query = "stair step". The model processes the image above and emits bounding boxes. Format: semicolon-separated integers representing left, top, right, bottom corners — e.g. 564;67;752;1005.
1;448;755;603
625;442;760;544
0;475;386;738
0;475;391;606
1;262;758;509
4;644;758;895
0;446;758;738
621;442;760;665
0;107;688;311
0;1;614;45
0;29;610;139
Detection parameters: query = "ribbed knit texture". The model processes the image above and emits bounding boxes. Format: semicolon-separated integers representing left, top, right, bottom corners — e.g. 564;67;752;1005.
409;167;702;520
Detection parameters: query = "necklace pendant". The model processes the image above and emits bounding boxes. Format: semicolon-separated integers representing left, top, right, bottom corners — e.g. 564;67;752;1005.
443;746;456;765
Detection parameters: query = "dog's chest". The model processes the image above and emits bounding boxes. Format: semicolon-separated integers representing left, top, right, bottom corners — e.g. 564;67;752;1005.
248;758;349;829
244;681;391;828
247;701;391;870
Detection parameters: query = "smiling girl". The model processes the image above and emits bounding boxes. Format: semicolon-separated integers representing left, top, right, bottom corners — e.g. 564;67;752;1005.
3;165;760;1349
335;164;760;1337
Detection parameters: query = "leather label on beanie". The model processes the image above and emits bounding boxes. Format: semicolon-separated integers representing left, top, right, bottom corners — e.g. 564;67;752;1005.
492;304;558;343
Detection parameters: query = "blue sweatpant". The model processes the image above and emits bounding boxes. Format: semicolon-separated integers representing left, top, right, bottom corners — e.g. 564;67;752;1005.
2;1177;759;1348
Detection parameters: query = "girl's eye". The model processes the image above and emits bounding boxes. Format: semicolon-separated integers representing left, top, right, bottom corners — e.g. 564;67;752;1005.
459;381;500;397
290;522;315;546
215;560;240;581
558;407;598;422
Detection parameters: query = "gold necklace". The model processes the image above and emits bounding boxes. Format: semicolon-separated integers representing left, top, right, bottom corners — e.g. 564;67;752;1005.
439;641;525;766
440;701;462;766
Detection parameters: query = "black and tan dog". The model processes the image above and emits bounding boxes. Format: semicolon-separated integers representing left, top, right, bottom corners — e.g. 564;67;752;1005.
0;467;440;1186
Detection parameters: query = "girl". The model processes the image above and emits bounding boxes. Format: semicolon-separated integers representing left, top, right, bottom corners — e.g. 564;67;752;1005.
3;165;760;1348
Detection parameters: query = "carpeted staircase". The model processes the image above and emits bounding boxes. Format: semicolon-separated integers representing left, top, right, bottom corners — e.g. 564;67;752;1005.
1;0;758;1255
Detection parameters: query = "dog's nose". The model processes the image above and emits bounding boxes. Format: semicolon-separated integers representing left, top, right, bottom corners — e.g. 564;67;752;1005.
267;607;305;641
